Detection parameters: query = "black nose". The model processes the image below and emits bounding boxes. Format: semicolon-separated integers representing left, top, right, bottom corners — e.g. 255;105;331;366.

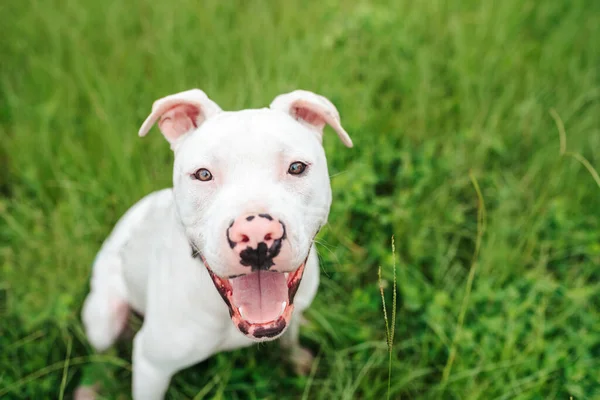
239;240;283;271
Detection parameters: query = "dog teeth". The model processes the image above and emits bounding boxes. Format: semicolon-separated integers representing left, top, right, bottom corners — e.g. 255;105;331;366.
238;306;246;319
284;272;289;280
280;301;287;315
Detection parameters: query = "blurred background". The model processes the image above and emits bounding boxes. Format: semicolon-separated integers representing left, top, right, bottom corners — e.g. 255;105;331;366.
1;0;599;398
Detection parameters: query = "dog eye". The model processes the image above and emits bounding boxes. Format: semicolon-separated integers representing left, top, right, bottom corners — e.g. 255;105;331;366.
193;168;213;181
288;161;307;176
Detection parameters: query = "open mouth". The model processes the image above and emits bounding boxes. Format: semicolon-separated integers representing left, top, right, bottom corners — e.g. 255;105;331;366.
201;256;306;340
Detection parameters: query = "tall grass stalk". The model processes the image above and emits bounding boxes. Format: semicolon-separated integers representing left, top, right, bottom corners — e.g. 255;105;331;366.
379;236;397;400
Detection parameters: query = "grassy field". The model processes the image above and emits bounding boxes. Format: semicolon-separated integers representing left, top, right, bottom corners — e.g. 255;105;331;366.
1;0;599;398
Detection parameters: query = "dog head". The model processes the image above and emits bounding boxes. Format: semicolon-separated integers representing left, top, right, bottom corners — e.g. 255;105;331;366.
139;89;352;340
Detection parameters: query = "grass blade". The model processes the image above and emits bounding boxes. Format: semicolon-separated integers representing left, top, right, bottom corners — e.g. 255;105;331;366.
379;236;398;400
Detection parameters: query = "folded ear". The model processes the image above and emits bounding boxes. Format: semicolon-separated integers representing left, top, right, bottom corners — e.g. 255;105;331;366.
138;89;222;149
269;90;353;148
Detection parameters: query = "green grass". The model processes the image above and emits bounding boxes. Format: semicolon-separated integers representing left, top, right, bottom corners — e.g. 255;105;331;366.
1;0;599;398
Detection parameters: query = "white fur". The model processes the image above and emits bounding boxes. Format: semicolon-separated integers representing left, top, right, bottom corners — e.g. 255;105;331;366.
80;89;351;399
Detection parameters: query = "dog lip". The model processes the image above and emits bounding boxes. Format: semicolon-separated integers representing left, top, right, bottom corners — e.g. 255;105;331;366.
251;319;287;338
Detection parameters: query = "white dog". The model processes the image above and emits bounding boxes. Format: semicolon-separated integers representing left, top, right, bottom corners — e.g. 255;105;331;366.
79;89;353;399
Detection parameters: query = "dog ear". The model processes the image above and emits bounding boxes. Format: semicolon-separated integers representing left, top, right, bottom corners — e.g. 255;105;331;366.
138;89;222;149
269;90;353;148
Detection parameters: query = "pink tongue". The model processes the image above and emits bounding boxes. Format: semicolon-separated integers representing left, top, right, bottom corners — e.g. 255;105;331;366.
230;271;288;323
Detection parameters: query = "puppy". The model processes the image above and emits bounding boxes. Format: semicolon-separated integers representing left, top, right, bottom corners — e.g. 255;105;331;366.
80;89;353;399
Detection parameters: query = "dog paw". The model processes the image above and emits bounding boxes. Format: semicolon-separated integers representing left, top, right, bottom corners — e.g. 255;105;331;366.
290;346;314;376
73;384;99;400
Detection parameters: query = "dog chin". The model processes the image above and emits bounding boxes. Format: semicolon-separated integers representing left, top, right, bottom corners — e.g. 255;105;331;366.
201;256;306;341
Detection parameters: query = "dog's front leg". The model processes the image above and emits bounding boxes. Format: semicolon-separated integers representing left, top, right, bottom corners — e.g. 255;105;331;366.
132;326;220;400
132;331;176;400
280;313;314;375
